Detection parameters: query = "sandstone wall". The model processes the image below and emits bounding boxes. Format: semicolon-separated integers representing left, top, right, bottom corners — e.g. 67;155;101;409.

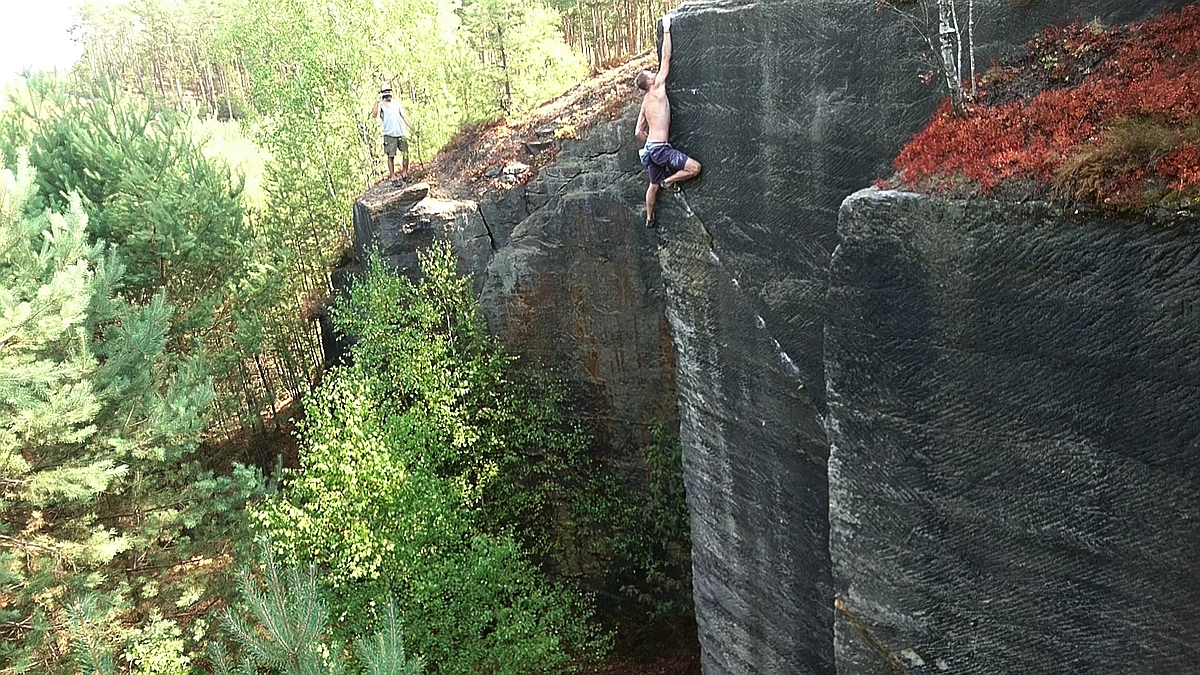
344;106;676;462
658;1;1191;673
477;106;678;460
828;189;1200;673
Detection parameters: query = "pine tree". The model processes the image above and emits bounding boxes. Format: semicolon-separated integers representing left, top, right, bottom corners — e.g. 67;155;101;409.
460;0;584;114
355;601;424;675
65;595;118;675
0;156;263;671
2;73;316;427
214;546;423;675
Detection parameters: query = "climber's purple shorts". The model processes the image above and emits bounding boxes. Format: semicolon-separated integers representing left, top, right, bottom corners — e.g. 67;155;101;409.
639;142;690;186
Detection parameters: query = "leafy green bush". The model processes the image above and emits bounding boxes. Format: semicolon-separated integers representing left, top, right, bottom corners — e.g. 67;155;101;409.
257;243;608;674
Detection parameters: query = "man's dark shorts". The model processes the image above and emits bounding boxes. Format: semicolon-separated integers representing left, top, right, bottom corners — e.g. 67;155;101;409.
639;142;689;186
384;135;409;157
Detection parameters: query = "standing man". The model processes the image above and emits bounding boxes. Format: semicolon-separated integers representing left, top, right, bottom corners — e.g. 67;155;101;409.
634;15;702;228
372;85;414;181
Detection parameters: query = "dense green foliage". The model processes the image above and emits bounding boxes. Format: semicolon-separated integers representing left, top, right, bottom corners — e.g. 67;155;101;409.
0;156;264;671
256;243;692;670
214;547;423;675
258;245;609;674
0;74;311;428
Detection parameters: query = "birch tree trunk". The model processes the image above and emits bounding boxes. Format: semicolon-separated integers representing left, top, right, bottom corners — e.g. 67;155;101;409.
968;0;976;100
937;0;966;116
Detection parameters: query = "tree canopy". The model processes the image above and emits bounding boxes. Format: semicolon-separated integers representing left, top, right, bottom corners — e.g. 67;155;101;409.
0;156;263;672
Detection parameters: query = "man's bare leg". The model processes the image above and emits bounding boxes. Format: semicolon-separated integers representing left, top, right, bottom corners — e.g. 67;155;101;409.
401;154;410;180
663;157;702;189
645;183;661;227
387;155;397;180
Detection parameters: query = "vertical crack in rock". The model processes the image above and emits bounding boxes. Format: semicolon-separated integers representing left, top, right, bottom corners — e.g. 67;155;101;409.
666;197;807;394
476;204;499;253
833;598;911;675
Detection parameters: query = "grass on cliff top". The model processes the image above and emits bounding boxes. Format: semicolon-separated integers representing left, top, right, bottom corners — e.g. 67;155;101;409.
427;52;654;198
884;5;1200;214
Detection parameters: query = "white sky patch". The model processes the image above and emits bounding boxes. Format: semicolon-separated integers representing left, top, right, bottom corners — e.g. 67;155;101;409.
0;0;87;85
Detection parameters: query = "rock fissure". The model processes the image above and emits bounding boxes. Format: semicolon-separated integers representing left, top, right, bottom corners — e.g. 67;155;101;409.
581;146;624;160
833;598;910;675
664;204;808;395
652;2;1198;674
475;204;498;253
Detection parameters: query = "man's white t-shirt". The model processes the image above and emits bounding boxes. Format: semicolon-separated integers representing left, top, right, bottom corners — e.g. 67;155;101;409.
380;100;406;138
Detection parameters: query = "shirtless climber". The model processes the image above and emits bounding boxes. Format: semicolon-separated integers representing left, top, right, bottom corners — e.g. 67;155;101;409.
634;14;702;228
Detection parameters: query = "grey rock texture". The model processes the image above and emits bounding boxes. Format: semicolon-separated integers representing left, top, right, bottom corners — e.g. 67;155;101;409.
351;181;434;275
478;103;678;464
827;188;1200;674
350;181;489;280
656;1;1191;674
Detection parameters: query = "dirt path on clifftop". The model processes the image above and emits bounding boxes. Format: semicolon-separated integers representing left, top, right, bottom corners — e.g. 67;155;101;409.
425;53;655;198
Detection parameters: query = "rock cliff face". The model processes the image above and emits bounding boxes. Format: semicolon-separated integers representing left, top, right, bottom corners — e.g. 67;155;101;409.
342;122;682;627
345;103;676;512
828;189;1200;673
657;1;1192;674
477;107;677;459
345;0;1199;673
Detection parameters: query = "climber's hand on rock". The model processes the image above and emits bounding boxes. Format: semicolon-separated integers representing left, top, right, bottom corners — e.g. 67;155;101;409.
662;15;671;32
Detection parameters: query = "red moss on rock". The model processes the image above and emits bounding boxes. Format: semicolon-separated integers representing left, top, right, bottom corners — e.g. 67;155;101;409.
1162;143;1200;190
890;5;1200;211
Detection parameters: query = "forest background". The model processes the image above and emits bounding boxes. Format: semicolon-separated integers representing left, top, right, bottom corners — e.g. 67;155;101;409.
0;0;690;672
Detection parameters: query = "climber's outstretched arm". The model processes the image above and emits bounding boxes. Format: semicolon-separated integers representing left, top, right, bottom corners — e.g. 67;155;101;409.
656;15;672;88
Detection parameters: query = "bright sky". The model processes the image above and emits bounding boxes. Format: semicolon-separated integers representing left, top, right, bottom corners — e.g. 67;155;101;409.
0;0;86;85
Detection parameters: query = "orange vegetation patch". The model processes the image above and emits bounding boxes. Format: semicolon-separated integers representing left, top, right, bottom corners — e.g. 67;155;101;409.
889;5;1200;211
428;52;656;197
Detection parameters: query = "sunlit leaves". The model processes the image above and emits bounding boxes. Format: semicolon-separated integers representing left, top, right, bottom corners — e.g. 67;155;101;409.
0;155;264;672
258;244;606;673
